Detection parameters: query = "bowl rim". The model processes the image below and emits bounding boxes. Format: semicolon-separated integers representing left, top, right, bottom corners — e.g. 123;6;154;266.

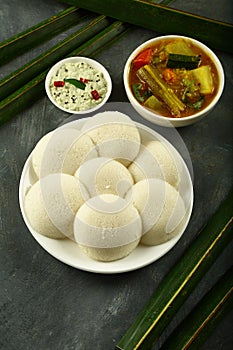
123;35;225;124
45;56;112;114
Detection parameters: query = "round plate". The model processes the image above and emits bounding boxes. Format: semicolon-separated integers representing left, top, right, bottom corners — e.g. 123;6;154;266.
19;103;193;274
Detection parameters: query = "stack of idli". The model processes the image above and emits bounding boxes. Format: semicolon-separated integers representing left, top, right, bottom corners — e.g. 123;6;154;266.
23;111;189;262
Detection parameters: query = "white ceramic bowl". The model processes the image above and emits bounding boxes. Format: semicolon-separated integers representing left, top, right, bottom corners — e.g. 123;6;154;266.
45;56;112;114
123;35;225;127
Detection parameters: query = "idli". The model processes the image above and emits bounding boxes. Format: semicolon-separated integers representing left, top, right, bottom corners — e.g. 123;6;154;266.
126;178;186;245
128;140;180;188
74;194;142;261
24;173;86;239
75;157;134;199
31;131;53;178
31;128;97;178
81;111;141;166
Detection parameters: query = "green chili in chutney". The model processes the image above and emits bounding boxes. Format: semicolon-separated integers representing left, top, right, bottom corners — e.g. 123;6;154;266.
129;38;219;118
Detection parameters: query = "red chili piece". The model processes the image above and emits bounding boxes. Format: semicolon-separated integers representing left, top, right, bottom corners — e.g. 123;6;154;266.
91;90;100;100
54;81;65;87
80;78;89;83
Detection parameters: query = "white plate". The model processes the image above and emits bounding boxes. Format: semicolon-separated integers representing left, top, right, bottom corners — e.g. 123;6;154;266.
19;104;193;274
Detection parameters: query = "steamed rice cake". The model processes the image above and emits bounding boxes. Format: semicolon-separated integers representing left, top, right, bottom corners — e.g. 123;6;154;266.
128;140;180;188
24;173;86;239
126;178;186;245
31;131;53;178
31;128;97;178
75;157;134;199
74;194;142;261
81;111;141;166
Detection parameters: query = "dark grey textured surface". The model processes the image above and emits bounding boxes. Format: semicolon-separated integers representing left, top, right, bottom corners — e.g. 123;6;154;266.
0;1;233;349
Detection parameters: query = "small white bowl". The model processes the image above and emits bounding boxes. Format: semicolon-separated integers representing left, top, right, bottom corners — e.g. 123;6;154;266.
45;56;112;114
123;35;225;127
